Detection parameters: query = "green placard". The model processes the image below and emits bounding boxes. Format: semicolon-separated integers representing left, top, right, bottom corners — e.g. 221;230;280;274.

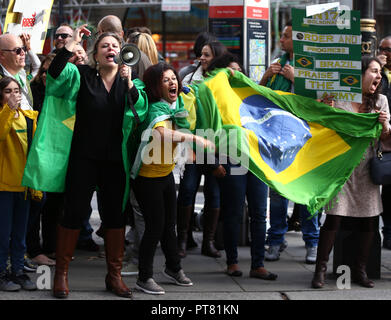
292;8;362;103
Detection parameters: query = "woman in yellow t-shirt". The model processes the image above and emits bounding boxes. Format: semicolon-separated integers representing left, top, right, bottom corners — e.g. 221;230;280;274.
132;63;214;295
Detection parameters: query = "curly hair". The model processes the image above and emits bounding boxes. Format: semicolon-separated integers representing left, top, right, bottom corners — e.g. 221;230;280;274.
143;62;182;103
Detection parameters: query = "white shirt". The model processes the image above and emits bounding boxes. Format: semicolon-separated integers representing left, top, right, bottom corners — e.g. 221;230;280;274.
0;63;33;110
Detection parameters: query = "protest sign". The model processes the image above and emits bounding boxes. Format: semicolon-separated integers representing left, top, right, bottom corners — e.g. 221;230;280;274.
292;8;362;103
4;0;54;54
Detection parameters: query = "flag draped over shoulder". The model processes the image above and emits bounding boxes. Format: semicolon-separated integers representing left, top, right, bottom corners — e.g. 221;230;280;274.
22;63;80;192
185;69;382;214
22;62;148;212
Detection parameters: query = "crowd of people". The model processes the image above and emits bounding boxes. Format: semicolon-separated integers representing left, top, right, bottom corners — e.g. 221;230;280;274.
0;14;391;298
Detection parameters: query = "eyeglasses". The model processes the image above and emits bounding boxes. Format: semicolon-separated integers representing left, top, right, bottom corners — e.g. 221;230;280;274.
54;33;72;40
1;46;27;55
379;47;391;53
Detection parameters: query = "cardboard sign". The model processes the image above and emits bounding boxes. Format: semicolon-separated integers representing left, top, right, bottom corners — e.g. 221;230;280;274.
4;0;54;54
292;8;362;103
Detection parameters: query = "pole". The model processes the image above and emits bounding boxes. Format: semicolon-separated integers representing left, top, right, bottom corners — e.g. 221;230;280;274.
354;0;377;56
162;11;166;62
58;0;64;26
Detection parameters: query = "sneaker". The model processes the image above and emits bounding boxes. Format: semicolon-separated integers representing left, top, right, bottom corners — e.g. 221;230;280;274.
305;246;317;264
162;268;193;286
23;255;38;272
121;262;138;276
265;245;280;261
9;271;37;291
0;271;21;292
136;278;165;295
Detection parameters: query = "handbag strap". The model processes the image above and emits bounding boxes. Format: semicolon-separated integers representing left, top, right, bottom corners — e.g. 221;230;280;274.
376;140;383;159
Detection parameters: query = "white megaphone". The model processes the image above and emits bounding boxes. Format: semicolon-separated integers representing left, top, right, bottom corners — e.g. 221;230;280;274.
114;43;141;66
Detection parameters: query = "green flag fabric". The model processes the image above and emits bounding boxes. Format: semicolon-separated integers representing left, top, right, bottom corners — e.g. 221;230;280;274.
22;63;148;210
22;63;80;192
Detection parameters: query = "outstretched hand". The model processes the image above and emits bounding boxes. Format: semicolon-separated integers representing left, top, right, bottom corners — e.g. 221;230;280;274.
66;24;91;52
72;24;91;43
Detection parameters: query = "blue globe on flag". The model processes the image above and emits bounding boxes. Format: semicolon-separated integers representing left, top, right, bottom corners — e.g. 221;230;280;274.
239;95;312;173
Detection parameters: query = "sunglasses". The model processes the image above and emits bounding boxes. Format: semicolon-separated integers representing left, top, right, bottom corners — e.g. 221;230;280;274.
55;33;72;40
379;47;391;53
1;46;27;55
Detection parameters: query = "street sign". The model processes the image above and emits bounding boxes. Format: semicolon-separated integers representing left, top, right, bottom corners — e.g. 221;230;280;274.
161;0;191;12
292;8;362;103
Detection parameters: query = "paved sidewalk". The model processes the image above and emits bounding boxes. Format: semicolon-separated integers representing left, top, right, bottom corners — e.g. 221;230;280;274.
2;227;391;301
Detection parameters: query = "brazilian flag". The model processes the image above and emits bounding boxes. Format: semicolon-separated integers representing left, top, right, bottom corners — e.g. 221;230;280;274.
22;62;148;212
185;69;381;214
22;63;80;192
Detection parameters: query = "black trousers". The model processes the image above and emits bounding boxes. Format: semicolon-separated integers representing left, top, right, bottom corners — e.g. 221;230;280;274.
133;172;181;281
61;155;126;230
26;194;47;258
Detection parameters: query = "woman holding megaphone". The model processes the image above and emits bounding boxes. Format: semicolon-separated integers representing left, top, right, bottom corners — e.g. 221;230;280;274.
48;24;148;299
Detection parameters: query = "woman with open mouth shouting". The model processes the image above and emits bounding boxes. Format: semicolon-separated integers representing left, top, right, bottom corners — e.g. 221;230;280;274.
312;56;391;290
130;62;214;295
46;24;148;299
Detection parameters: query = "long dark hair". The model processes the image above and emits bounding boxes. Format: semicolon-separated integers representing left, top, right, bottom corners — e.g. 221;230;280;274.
206;51;246;76
193;32;217;58
361;55;382;113
188;41;227;82
0;76;21;105
143;62;182;103
31;53;56;86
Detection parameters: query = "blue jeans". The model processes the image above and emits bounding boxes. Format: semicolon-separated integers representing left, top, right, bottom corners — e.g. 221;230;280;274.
0;192;30;273
267;189;319;248
177;163;220;209
219;163;268;269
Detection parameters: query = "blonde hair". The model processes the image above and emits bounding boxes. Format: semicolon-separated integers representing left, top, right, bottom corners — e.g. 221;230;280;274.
128;32;158;65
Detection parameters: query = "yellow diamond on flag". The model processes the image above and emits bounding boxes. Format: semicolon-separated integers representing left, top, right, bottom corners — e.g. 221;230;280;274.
62;115;75;131
296;57;313;68
342;75;359;86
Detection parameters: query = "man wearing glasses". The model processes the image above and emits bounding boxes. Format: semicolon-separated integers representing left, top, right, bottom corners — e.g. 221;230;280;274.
0;33;33;110
378;36;391;251
53;24;74;53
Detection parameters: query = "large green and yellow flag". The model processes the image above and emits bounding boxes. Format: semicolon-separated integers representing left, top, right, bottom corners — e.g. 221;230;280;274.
22;63;80;192
184;69;382;214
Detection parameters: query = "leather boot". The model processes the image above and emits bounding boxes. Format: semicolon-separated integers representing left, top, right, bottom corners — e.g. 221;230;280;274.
201;207;221;258
311;229;336;289
104;228;132;298
352;231;375;288
186;208;198;249
53;225;80;298
177;205;193;258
